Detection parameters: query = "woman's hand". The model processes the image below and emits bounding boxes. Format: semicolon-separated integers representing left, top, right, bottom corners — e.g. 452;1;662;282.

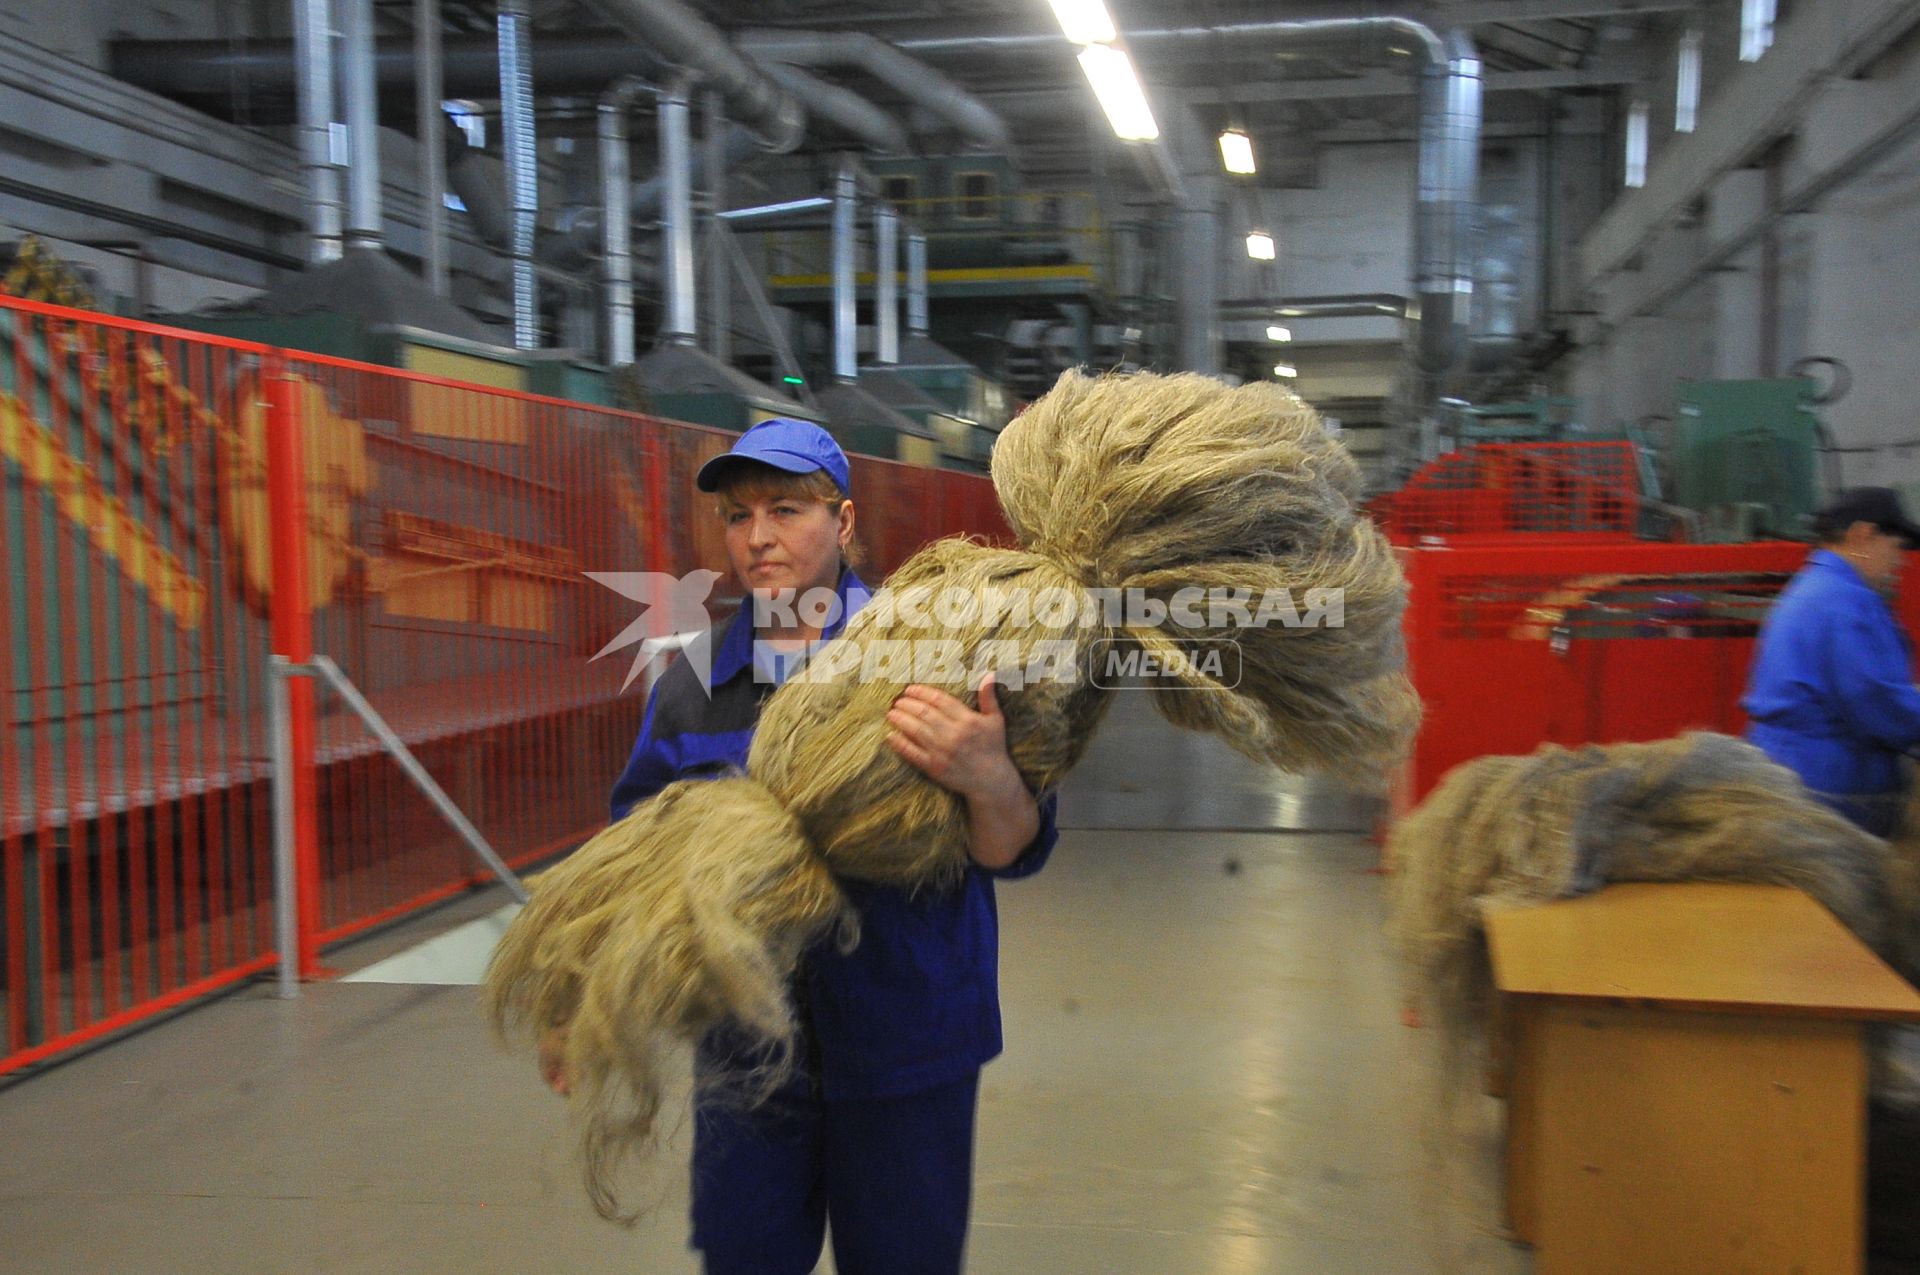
887;673;1040;869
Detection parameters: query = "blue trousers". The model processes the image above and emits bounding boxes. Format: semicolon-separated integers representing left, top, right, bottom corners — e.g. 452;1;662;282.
689;1070;980;1275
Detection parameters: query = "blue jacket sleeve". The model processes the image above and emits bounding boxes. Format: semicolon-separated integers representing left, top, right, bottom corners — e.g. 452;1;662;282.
982;791;1059;881
1828;609;1920;752
609;690;675;822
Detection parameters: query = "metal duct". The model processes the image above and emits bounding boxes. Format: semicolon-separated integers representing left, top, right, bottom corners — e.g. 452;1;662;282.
416;0;447;292
705;90;731;365
445;115;512;248
660;81;697;344
736;30;1012;153
755;61;912;155
631;124;762;220
498;0;537;348
113;34;670;108
341;0;382;249
576;0;805;152
895;13;1445;59
875;201;899;365
876;13;1479;393
1416;29;1482;387
1221;295;1412;319
292;0;343;262
601;78;647;366
907;229;929;338
832;159;858;382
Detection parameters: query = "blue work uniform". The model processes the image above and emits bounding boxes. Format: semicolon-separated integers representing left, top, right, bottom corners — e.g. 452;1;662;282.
1743;548;1920;836
609;568;1059;1275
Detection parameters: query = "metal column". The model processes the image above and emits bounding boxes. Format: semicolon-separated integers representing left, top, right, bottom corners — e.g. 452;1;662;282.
875;201;898;365
660;81;697;344
832;157;858;382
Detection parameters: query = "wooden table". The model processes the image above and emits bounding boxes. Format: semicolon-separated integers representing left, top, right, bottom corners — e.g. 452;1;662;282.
1486;882;1920;1275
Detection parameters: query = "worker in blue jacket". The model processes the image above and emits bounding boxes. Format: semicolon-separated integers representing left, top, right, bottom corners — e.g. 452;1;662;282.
599;418;1058;1275
1744;486;1920;836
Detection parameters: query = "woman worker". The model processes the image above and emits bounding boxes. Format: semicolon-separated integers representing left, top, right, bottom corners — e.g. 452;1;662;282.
578;417;1057;1275
1744;486;1920;835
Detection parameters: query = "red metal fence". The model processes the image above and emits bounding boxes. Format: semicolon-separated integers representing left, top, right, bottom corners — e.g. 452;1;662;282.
1393;537;1817;816
1373;441;1644;541
1;294;1010;1076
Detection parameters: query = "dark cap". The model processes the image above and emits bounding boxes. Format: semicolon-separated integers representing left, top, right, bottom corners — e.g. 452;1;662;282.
1815;486;1920;547
695;417;851;496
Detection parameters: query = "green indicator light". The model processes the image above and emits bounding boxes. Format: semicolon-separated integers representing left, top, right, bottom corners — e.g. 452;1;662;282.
782;376;806;385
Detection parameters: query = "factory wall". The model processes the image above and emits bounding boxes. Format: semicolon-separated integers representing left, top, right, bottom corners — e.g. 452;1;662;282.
1569;99;1920;491
1802;129;1920;488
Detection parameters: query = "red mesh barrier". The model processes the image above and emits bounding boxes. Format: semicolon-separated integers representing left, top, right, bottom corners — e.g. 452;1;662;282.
1395;539;1813;819
0;294;1006;1073
1380;442;1643;542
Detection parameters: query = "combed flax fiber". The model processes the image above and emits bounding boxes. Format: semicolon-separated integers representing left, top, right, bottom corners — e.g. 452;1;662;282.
1387;732;1907;1052
486;369;1420;1220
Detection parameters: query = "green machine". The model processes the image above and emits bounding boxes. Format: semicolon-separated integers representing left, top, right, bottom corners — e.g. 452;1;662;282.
889;334;1009;468
1671;377;1825;539
631;343;825;433
860;368;986;472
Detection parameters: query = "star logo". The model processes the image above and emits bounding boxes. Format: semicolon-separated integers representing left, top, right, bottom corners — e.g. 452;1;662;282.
584;569;727;694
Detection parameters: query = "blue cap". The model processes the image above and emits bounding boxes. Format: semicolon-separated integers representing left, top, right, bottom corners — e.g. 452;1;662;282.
696;417;851;496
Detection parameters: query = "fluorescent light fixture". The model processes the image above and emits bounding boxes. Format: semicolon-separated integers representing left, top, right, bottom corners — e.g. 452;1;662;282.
1245;230;1276;260
1218;129;1256;175
1740;0;1776;61
1273;363;1298;379
1625;99;1649;188
1077;44;1159;141
1266;325;1292;342
1676;28;1702;133
1046;0;1117;45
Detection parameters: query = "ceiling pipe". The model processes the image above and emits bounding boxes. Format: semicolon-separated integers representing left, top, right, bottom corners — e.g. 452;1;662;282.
755;60;913;154
340;0;383;250
894;11;1446;57
113;34;664;106
113;18;804;152
1221;294;1413;319
735;29;1013;153
499;0;538;348
576;0;805;153
291;0;343;262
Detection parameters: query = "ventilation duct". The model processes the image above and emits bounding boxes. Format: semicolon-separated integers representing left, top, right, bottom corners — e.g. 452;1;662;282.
340;0;383;250
601;78;647;366
659;80;697;345
291;0;343;262
576;0;804;152
735;30;1011;153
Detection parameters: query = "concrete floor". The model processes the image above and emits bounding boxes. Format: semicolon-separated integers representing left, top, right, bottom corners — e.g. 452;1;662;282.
0;827;1532;1275
0;696;1541;1274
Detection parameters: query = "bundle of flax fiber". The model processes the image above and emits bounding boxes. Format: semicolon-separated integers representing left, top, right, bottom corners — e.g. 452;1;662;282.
1387;732;1920;1051
485;369;1421;1219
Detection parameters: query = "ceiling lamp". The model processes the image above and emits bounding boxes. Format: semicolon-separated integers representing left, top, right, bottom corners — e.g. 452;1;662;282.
1218;129;1256;175
1076;44;1159;141
1045;0;1117;45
